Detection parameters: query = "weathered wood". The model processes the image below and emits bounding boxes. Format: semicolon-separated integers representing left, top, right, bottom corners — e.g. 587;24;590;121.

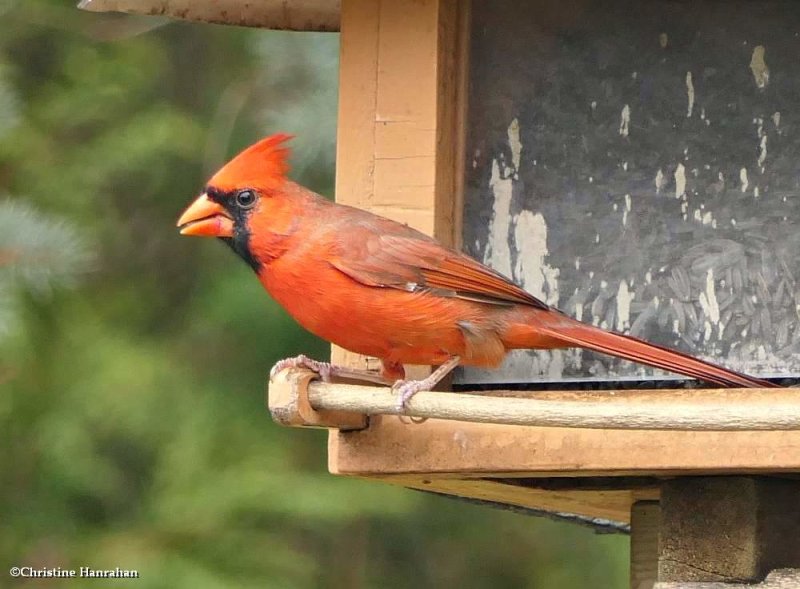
433;0;469;249
658;477;800;584
336;0;466;239
374;475;656;524
632;501;661;589
328;412;800;479
271;371;800;431
268;369;367;431
78;0;341;31
331;0;381;371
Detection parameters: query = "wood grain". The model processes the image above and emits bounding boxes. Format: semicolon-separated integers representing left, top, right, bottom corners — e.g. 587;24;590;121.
303;378;800;431
658;478;800;583
332;0;469;367
631;501;661;589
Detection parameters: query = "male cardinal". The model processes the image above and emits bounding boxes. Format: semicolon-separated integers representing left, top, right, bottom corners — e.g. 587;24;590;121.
178;134;776;408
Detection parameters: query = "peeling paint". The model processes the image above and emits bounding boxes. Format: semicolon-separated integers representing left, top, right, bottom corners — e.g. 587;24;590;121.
485;159;513;278
698;268;720;341
619;104;630;137
772;111;781;130
484;153;564;380
740;167;749;192
685;71;695;117
659;32;668;48
758;135;768;169
750;45;769;89
623;193;631;226
674;163;686;199
655;168;665;193
616;280;633;331
513;210;560;307
507;117;521;177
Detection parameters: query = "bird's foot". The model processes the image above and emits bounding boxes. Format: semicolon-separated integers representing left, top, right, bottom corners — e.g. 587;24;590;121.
392;378;434;413
270;354;335;382
270;355;393;386
391;356;462;414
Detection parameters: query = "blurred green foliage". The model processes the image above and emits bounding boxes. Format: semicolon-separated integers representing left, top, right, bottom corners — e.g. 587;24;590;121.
1;1;627;587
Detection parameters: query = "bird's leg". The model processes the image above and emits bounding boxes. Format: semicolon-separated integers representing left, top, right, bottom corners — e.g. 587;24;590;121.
393;356;461;412
269;354;393;385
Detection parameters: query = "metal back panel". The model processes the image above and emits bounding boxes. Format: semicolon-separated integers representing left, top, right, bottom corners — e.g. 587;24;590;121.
458;0;800;384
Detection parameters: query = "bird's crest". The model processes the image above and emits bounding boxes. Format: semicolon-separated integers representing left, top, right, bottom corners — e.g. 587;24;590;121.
208;133;292;192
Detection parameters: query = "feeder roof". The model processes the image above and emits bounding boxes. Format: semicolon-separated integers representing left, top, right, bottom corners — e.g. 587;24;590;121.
78;0;341;32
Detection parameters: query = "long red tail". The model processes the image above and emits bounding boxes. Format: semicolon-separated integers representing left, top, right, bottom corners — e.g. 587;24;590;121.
535;315;778;388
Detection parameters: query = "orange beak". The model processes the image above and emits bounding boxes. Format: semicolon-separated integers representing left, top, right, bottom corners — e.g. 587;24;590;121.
177;194;234;238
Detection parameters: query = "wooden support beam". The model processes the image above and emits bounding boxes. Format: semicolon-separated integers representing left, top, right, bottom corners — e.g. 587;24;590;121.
332;0;468;372
376;475;654;525
631;501;661;589
657;477;800;585
329;413;800;479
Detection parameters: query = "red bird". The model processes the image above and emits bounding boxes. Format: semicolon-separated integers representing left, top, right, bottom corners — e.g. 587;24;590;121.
178;134;777;407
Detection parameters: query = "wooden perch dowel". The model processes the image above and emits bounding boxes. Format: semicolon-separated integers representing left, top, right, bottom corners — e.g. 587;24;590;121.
268;368;800;431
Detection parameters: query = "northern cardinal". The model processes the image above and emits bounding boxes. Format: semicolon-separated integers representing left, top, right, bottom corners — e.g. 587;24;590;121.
178;134;777;407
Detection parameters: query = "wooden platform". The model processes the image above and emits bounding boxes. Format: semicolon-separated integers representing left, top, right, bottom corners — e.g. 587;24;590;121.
267;370;800;524
329;419;800;524
268;372;800;586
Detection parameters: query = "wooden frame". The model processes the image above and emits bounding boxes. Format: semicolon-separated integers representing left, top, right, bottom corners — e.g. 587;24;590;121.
332;0;468;372
327;0;800;534
268;371;800;524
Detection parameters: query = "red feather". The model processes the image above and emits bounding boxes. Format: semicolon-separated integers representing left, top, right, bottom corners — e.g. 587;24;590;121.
209;133;293;193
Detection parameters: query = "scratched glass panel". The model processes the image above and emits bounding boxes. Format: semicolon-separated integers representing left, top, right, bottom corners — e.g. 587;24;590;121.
456;0;800;384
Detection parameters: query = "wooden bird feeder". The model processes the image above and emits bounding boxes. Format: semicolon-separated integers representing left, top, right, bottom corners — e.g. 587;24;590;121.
83;0;800;586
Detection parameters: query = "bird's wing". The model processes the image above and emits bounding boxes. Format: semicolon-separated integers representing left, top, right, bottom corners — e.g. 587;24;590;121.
329;231;549;309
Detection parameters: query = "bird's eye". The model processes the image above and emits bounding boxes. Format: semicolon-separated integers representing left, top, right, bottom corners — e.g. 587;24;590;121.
235;189;257;209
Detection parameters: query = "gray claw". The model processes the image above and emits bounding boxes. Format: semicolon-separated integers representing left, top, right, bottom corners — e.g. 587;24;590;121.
270;354;331;382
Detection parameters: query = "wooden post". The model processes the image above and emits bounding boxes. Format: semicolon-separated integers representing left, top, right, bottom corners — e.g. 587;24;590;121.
332;0;468;374
631;501;660;589
657;477;800;587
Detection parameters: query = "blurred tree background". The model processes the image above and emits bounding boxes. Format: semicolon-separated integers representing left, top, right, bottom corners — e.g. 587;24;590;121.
1;1;627;587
